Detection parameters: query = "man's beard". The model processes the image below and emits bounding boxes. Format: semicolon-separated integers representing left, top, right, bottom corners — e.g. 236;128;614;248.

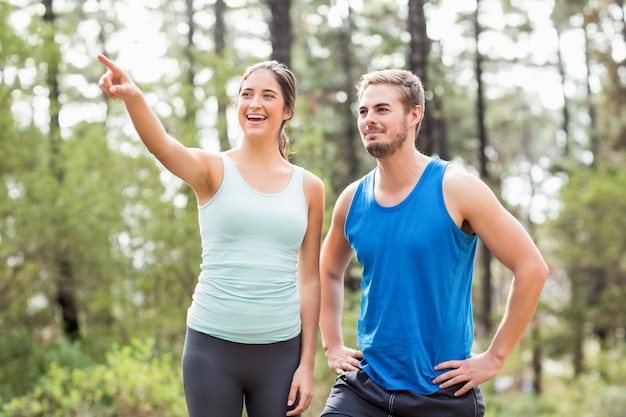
364;119;409;158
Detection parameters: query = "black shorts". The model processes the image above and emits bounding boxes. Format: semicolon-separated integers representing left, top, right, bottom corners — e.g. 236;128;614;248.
321;369;485;417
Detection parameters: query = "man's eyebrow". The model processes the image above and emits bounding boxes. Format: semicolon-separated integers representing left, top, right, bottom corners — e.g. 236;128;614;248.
359;102;392;110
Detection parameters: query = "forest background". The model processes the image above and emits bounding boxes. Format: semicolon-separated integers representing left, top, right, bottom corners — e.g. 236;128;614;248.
1;0;625;416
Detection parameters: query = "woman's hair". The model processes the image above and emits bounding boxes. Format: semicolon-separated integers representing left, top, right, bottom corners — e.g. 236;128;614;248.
356;69;425;140
239;60;297;159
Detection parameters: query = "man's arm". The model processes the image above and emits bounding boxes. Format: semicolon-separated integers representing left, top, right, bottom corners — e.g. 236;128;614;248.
434;167;549;395
319;184;363;375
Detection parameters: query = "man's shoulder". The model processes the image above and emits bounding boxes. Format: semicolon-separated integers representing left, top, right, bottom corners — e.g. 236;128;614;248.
442;162;499;217
442;161;481;185
339;180;361;200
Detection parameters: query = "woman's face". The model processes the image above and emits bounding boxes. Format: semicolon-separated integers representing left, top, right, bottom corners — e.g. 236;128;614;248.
237;69;292;140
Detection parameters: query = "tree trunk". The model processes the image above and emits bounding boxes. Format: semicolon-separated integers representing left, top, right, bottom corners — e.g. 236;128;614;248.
337;7;360;185
182;0;201;209
265;0;292;66
556;27;571;156
56;258;80;341
583;24;598;165
214;0;231;151
43;0;81;341
184;0;196;86
571;274;585;377
616;0;626;49
337;5;361;291
407;0;448;159
407;0;430;153
474;0;493;336
531;319;543;394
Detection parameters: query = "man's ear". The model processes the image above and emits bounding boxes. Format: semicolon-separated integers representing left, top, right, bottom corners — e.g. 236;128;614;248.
407;105;423;131
412;105;423;124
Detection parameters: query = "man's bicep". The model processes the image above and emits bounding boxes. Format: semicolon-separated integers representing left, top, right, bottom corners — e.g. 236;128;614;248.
321;187;357;278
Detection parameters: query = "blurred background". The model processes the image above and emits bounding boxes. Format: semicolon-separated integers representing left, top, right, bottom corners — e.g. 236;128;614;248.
1;0;625;416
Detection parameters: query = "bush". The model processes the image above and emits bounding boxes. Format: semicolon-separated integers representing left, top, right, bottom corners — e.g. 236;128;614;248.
482;372;626;417
1;338;186;417
1;330;95;402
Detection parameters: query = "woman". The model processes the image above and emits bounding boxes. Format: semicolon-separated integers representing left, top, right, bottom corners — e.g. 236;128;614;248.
97;55;324;417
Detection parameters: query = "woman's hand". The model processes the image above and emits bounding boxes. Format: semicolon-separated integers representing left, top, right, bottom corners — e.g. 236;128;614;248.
97;54;141;100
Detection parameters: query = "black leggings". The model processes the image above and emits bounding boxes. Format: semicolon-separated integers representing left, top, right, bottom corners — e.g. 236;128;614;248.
182;327;301;417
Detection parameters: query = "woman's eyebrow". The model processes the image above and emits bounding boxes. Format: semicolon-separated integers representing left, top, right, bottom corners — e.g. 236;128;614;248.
241;87;279;94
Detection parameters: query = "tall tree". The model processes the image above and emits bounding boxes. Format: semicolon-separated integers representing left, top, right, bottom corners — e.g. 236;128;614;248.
334;3;361;189
0;0;46;398
407;0;448;159
583;19;599;164
265;0;292;65
288;0;364;201
214;0;231;151
473;0;494;336
550;165;626;378
42;0;81;341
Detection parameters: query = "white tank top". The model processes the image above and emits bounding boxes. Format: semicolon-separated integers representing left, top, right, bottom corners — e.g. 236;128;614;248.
186;153;308;343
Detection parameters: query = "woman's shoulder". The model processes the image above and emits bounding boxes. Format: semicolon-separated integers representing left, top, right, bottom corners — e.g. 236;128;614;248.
300;168;325;194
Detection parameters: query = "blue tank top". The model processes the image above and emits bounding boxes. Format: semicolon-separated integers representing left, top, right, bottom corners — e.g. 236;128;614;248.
345;158;478;394
186;153;308;344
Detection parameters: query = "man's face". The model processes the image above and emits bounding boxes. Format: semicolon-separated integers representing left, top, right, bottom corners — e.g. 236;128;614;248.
357;83;410;158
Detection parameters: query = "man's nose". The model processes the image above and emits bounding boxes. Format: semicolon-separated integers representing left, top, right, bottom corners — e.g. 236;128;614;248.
363;112;377;124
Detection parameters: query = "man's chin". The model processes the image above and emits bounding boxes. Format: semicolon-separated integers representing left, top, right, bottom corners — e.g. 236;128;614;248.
365;144;390;158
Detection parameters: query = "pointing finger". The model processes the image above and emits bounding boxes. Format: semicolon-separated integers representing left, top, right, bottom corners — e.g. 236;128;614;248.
97;54;122;74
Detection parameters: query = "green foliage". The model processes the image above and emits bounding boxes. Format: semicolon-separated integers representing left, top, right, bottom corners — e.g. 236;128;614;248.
0;328;95;402
1;338;186;417
2;0;626;415
484;369;626;417
484;392;557;417
0;329;47;401
548;164;626;368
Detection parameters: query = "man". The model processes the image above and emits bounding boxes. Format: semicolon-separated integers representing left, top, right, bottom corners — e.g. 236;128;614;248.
319;69;548;417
